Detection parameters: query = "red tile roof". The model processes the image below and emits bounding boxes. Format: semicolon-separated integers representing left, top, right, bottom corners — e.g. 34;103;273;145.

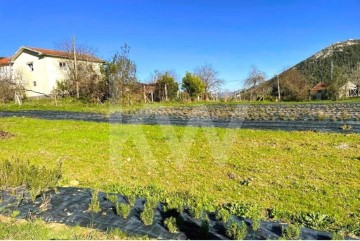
311;82;328;92
24;47;104;63
0;57;11;66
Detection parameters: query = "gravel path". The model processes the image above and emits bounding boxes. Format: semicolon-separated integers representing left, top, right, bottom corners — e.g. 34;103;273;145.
1;110;360;133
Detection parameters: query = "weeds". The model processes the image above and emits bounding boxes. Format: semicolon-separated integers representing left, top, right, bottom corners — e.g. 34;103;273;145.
294;211;335;230
164;217;179;233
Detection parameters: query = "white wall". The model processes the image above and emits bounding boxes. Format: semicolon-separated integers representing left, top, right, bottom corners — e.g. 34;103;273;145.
11;50;103;97
0;65;13;80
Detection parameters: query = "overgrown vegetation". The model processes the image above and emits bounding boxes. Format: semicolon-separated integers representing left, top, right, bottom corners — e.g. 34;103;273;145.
0;159;61;200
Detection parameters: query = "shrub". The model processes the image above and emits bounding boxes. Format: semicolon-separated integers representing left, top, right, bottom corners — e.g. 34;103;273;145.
116;203;131;218
165;194;186;213
88;190;101;213
141;204;154;225
281;224;301;240
216;207;231;223
226;220;247;240
164;217;179;233
0;78;25;103
188;204;203;219
0;159;62;201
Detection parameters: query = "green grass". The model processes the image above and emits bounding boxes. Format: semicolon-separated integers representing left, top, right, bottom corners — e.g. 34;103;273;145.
0;117;359;236
1;97;359;115
0;216;146;240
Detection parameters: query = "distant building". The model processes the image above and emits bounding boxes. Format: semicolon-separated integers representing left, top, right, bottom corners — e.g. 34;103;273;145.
310;81;358;100
339;81;357;98
0;46;104;98
310;82;328;100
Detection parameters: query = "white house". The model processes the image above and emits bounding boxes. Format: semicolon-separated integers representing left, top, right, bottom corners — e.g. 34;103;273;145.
0;46;104;97
339;81;357;98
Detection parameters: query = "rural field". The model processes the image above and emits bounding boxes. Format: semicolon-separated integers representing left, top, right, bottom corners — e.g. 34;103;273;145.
0;112;359;238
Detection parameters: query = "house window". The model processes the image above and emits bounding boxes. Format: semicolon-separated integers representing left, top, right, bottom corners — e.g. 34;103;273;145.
33;81;37;87
59;62;66;68
27;62;34;71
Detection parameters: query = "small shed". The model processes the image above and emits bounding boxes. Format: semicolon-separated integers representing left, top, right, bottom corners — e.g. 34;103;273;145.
310;82;328;100
339;81;357;98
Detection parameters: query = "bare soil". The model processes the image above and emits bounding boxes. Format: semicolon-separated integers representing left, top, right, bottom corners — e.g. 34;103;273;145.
0;130;14;139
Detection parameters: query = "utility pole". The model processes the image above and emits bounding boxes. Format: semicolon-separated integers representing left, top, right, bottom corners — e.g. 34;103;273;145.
330;60;333;82
73;37;79;99
164;83;168;101
277;75;281;101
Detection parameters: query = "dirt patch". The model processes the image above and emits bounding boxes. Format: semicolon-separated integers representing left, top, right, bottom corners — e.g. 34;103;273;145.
0;130;14;139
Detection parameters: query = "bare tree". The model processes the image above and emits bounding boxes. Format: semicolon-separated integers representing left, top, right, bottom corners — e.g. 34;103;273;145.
279;68;311;101
0;72;25;103
244;65;267;101
56;38;106;102
104;44;137;104
195;64;223;100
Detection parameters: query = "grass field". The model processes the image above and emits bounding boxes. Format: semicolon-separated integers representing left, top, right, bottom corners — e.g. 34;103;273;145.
1;97;360;114
0;216;146;240
0;117;359;236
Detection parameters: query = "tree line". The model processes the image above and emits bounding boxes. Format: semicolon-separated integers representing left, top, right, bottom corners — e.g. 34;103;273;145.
1;39;359;104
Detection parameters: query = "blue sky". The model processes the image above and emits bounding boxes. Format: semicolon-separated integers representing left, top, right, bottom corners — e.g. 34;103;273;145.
1;0;359;90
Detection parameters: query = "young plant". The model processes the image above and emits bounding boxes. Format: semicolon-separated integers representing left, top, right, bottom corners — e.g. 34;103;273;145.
88;190;101;213
251;218;261;231
281;224;301;240
331;231;344;240
116;203;131;218
127;194;136;206
226;220;247;240
200;215;210;238
216;207;231;223
164;217;179;233
140;203;154;225
188;204;203;219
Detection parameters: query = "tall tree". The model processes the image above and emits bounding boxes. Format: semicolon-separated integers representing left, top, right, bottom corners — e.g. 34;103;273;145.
182;72;205;100
153;71;179;101
194;64;223;100
244;65;266;100
104;44;137;103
